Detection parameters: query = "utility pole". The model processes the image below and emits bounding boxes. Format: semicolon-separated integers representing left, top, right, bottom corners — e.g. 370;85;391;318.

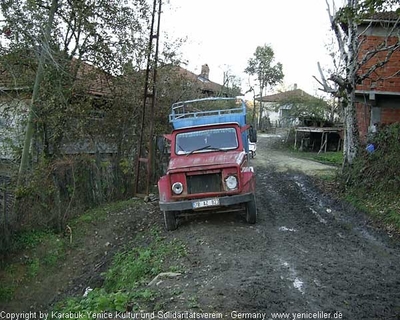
133;0;162;196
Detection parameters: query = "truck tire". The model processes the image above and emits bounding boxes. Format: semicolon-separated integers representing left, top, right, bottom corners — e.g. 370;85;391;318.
164;211;177;231
246;196;257;224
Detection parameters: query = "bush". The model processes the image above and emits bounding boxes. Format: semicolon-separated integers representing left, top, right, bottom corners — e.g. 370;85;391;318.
343;123;400;228
346;123;400;192
1;154;134;253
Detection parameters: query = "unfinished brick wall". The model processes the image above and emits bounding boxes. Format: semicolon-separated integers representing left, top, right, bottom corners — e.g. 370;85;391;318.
381;107;400;123
356;103;371;141
356;31;400;143
356;102;400;143
357;35;400;93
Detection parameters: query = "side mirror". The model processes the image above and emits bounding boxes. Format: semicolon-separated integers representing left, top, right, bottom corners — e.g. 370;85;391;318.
249;127;257;143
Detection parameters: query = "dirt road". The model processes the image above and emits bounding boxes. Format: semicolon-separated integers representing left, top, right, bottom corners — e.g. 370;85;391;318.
155;133;400;319
3;133;400;319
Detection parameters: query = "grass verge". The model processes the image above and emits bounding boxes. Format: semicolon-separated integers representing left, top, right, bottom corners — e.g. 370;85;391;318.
0;231;66;303
345;188;400;234
0;198;141;304
52;227;187;314
290;149;343;166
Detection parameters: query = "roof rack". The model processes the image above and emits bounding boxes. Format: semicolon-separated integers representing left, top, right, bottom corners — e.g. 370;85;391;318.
169;97;247;129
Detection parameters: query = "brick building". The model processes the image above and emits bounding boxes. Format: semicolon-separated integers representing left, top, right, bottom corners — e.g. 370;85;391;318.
355;12;400;142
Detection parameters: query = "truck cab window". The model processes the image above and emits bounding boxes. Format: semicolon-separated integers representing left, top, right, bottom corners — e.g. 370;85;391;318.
176;127;238;155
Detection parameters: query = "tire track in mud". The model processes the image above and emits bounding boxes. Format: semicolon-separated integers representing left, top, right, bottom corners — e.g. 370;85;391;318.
254;161;400;318
162;134;400;319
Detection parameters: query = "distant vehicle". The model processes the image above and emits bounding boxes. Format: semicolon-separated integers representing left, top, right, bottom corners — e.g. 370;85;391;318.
157;97;257;230
249;140;257;158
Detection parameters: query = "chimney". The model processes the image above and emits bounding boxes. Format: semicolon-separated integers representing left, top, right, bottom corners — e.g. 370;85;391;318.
200;64;210;79
293;83;298;90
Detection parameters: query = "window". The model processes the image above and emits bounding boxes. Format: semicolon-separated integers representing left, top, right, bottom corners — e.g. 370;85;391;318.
175;127;238;155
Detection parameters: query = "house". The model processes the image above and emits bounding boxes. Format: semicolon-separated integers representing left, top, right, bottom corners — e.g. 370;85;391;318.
0;55;115;159
256;85;327;129
161;63;239;98
355;11;400;142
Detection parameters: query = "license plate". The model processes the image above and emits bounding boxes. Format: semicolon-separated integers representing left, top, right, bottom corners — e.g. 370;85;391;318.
192;198;220;209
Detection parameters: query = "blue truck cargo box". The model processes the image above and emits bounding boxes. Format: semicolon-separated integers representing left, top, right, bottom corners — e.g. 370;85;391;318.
169;97;249;152
169;97;247;129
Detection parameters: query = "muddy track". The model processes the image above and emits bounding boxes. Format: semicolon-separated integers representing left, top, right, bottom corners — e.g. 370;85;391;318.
156;134;400;319
3;134;399;319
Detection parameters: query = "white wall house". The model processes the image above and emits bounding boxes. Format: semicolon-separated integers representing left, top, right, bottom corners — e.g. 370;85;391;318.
0;99;28;160
257;86;322;129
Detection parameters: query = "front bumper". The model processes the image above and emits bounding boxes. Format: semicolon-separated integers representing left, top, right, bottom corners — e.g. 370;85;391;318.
159;192;254;212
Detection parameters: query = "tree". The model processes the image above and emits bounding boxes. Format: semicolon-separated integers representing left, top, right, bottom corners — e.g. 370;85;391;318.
244;45;284;128
317;0;400;166
276;94;331;125
221;66;242;97
0;0;152;182
17;0;59;182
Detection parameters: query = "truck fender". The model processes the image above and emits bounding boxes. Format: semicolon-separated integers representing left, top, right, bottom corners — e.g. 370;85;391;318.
241;167;255;193
158;175;172;202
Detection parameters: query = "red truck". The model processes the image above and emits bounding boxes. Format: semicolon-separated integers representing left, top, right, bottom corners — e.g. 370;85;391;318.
157;97;257;230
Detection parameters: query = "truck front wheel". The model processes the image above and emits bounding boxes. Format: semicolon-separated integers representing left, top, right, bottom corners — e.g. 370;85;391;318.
163;211;177;231
246;196;257;224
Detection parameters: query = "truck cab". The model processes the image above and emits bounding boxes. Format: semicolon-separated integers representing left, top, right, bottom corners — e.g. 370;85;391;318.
157;97;257;230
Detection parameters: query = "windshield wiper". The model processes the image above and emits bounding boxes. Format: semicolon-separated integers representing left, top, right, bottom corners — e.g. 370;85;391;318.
186;145;228;156
186;145;211;156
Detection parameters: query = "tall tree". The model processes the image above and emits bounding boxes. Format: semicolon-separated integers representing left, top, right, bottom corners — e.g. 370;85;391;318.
317;0;399;166
17;0;59;181
244;44;284;128
0;0;152;182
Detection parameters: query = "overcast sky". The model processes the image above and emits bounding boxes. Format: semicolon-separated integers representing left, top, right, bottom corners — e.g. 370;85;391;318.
162;0;338;97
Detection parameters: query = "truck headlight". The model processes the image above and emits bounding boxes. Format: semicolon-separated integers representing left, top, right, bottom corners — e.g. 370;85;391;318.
172;182;183;195
225;175;238;190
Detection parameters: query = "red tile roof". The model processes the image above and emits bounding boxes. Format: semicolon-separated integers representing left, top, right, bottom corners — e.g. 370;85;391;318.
173;65;225;94
258;89;317;103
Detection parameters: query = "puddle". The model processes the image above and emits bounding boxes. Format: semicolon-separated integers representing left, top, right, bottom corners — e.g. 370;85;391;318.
295;180;307;192
279;226;297;232
293;277;305;294
279;259;305;295
309;207;327;224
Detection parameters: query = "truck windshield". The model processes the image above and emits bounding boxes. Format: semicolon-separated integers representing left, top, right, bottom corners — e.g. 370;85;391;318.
175;128;238;155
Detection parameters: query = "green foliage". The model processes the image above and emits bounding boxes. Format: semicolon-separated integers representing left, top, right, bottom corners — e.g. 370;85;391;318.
292;150;343;166
312;152;343;166
342;123;400;230
346;123;400;192
0;198;142;305
104;229;185;292
12;155;131;236
27;257;40;278
0;284;15;302
61;288;155;314
244;44;284;92
53;227;187;313
12;229;52;250
360;0;400;14
53;289;153;314
336;1;399;25
0;228;68;303
276;95;330;121
0;0;190;253
74;198;140;225
18;232;66;268
42;236;66;266
0;0;184;177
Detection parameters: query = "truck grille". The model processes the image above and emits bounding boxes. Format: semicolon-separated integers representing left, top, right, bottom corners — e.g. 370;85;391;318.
187;173;222;194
